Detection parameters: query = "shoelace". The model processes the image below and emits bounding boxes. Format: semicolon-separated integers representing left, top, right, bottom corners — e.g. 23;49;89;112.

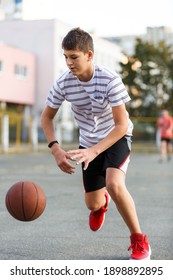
128;241;145;252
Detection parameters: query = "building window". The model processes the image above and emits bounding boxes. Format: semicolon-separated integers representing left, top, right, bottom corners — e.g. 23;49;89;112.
14;64;28;78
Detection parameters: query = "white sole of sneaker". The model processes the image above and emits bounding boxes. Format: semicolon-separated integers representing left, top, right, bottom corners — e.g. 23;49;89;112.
129;246;152;260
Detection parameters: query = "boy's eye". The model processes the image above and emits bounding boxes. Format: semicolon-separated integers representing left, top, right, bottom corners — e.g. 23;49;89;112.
64;56;78;60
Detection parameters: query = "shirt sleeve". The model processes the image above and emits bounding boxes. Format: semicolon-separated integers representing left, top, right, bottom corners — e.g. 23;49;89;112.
46;80;65;109
107;75;131;107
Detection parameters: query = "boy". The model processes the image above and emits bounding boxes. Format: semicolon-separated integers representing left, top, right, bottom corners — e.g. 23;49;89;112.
41;27;151;260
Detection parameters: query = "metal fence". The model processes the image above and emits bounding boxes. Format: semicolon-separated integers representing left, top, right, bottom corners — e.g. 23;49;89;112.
0;112;158;153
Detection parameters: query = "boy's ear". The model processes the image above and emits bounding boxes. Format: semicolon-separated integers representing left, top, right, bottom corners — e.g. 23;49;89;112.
88;50;94;60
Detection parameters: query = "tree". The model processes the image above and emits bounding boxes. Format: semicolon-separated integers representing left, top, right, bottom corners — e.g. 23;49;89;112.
120;38;173;117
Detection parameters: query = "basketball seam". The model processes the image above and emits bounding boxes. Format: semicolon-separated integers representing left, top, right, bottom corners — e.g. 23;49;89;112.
28;183;39;221
22;182;27;221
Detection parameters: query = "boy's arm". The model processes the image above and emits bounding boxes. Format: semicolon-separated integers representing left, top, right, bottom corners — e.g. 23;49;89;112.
41;106;75;174
68;104;128;170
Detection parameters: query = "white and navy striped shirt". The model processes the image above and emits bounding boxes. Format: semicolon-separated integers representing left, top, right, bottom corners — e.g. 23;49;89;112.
46;65;133;148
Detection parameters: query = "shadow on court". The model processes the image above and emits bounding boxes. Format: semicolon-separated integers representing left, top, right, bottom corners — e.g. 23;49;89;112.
0;150;172;260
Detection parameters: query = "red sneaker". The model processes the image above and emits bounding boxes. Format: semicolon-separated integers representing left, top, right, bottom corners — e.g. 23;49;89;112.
128;233;151;260
89;191;110;231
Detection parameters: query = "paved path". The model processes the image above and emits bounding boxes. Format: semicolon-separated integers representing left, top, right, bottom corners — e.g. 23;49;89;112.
0;151;172;260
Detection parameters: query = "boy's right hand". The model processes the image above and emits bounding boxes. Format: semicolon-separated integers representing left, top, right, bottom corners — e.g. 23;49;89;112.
51;146;76;174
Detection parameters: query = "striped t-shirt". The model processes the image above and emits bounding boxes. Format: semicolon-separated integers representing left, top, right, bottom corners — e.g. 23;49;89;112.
46;64;133;148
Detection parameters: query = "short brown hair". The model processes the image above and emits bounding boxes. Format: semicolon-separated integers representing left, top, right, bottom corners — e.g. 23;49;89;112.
62;27;94;53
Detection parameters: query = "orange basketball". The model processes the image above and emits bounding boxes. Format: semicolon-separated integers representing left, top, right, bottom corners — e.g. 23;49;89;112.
5;181;46;221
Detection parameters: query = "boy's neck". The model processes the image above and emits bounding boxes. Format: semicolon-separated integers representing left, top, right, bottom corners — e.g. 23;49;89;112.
77;64;94;82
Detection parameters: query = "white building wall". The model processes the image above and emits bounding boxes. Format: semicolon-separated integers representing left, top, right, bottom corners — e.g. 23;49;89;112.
1;19;124;108
0;18;125;142
92;34;125;72
146;26;173;46
53;20;72;80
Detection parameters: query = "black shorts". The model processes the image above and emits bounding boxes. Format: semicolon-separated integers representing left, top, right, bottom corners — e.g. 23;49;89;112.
161;137;172;144
80;136;132;193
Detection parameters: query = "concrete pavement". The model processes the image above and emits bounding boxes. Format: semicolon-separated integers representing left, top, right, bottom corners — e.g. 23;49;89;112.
0;150;172;260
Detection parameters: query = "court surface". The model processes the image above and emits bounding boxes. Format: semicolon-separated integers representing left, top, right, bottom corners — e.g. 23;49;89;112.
0;150;172;260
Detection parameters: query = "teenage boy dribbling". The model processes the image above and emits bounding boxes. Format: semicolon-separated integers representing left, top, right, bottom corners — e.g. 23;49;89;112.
41;27;151;260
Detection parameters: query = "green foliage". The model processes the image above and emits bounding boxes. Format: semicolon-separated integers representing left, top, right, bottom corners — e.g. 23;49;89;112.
120;38;173;117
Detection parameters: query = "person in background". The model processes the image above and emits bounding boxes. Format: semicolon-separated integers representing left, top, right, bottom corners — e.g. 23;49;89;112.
41;27;151;260
157;109;173;162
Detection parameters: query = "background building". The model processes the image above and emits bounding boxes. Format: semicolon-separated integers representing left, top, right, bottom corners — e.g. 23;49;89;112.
0;14;125;147
0;43;35;106
106;26;173;56
1;1;172;150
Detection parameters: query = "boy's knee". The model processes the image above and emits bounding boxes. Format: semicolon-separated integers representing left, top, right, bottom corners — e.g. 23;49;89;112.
106;181;124;199
86;200;102;211
85;188;106;211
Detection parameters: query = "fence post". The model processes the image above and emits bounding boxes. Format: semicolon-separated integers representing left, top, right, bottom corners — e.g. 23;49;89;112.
2;114;9;152
31;116;38;151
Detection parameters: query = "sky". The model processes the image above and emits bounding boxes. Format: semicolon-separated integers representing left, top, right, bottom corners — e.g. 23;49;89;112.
22;0;173;37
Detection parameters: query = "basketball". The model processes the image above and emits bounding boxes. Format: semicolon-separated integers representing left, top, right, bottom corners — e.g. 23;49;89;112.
5;181;46;221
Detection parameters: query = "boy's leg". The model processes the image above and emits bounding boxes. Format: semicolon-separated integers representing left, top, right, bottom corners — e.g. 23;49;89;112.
106;167;151;260
85;188;106;212
85;188;111;231
167;141;172;160
106;168;141;233
160;140;167;161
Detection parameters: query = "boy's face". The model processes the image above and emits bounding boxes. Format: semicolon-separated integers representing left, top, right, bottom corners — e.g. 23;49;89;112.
63;48;93;81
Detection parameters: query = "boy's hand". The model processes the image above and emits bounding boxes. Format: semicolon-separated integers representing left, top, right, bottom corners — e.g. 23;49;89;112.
67;147;97;170
52;147;76;174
